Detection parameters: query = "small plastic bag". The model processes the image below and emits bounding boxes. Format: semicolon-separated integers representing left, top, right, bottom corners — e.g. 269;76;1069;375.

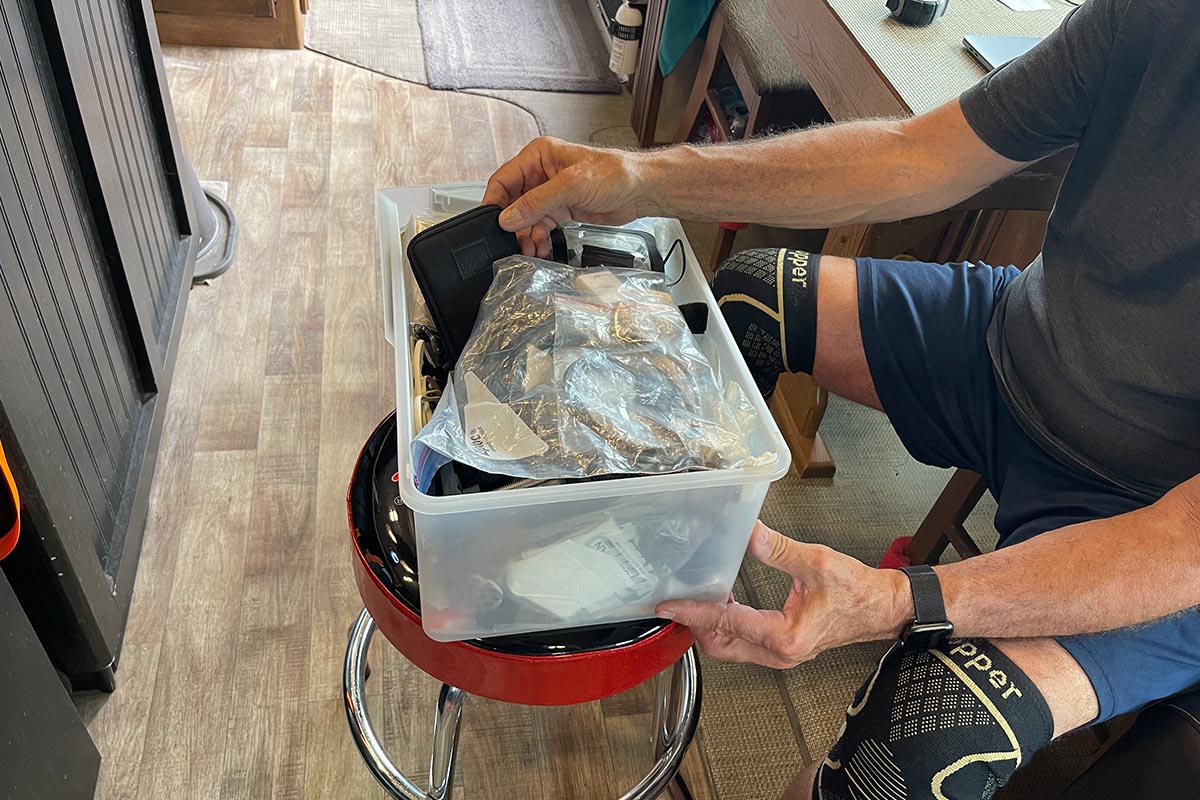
413;255;761;485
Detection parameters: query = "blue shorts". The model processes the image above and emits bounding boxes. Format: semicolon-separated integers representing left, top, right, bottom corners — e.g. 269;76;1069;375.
856;257;1200;723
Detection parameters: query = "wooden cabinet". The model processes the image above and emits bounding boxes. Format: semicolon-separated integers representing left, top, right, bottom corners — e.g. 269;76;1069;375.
0;0;196;689
153;0;307;49
154;0;276;17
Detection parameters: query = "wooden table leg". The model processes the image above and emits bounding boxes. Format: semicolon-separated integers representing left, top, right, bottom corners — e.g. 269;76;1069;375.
904;468;987;565
804;434;835;478
769;373;833;477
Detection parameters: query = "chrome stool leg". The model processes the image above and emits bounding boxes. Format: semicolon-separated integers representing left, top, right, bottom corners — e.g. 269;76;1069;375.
344;608;702;800
651;653;701;800
344;608;427;800
429;684;466;800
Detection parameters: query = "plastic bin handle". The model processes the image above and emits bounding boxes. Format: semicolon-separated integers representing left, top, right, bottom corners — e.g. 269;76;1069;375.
379;197;399;346
381;251;395;346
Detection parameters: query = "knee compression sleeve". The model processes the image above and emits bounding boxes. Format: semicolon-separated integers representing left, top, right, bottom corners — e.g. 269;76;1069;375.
712;248;820;395
816;639;1053;800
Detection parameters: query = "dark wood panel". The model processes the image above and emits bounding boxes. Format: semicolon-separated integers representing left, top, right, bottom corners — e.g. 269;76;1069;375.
0;2;145;562
0;0;145;673
84;0;170;328
955;150;1073;214
46;0;190;372
0;127;132;481
83;0;181;331
0;0;197;685
0;573;100;799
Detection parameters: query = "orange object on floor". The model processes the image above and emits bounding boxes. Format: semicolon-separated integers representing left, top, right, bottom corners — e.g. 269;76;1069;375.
0;440;18;560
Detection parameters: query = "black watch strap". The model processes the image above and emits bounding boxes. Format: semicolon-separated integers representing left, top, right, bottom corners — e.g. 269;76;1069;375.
901;564;946;624
899;564;953;648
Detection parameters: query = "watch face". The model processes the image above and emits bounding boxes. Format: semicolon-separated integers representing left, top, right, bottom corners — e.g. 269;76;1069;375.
903;621;955;649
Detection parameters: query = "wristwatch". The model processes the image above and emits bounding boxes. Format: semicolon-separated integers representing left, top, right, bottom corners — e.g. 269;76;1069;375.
898;564;954;648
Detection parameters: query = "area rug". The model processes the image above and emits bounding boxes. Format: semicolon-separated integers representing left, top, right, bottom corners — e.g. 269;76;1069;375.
306;0;427;83
415;0;620;93
306;0;633;143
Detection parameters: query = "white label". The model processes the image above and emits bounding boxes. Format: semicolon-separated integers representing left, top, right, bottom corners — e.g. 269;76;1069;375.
574;269;624;301
505;519;658;619
462;371;549;461
580;520;659;596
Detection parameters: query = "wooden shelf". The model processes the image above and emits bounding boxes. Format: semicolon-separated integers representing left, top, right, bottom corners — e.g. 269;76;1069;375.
703;89;733;142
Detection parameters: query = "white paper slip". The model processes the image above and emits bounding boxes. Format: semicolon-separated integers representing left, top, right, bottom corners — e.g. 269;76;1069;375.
462;371;549;461
997;0;1050;10
505;520;658;619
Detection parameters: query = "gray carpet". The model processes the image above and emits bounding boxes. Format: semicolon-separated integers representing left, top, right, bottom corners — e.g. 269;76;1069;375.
698;394;1095;799
306;0;427;83
306;0;634;144
416;0;620;93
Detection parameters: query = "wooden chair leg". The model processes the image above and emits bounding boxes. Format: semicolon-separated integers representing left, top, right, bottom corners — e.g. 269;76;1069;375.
905;469;987;565
709;226;738;273
673;11;725;144
744;92;767;138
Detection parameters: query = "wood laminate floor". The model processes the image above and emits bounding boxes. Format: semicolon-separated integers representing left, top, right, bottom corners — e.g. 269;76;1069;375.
76;46;717;800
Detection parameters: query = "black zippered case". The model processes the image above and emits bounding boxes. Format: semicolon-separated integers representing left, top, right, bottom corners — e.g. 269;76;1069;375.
405;204;520;367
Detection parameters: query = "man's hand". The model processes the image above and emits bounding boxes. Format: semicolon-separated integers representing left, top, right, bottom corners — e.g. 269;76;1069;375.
656;522;912;669
482;137;653;257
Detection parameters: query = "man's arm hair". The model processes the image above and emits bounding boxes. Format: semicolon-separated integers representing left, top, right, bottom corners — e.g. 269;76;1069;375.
639;99;1027;229
931;473;1200;640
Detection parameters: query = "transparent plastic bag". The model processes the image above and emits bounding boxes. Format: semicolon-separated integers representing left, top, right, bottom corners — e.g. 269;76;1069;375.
413;255;760;485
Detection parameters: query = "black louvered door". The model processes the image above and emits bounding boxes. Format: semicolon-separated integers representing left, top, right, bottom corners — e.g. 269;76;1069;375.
0;0;195;687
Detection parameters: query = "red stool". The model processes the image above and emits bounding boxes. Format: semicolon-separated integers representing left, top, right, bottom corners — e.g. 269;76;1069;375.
345;413;703;799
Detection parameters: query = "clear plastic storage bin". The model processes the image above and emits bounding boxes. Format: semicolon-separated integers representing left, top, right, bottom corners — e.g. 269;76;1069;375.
378;184;791;642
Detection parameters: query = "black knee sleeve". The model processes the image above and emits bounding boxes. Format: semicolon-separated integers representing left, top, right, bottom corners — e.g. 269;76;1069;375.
815;639;1054;800
712;248;820;395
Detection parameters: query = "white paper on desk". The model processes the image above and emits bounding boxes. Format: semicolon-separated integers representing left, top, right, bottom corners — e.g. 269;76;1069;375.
997;0;1051;10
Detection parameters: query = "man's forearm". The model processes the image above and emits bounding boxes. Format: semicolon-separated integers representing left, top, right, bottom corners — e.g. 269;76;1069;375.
635;100;1022;230
883;475;1200;641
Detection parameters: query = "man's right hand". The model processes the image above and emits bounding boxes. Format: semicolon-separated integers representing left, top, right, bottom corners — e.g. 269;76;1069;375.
482;137;655;257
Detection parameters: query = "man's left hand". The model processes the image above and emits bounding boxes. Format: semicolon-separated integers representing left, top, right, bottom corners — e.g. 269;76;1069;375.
656;522;913;669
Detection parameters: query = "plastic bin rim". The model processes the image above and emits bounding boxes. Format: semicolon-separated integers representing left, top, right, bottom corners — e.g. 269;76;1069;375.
396;452;791;515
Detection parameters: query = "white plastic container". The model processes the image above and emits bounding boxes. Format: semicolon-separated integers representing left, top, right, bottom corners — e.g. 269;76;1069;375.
378;184;791;642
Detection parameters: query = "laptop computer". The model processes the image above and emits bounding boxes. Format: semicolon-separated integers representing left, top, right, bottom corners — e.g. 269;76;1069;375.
963;34;1043;70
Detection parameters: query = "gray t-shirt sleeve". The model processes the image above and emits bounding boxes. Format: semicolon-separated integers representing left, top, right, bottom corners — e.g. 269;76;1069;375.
960;0;1129;162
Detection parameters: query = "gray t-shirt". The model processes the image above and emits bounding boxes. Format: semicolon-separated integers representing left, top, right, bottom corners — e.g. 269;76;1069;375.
960;0;1200;500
